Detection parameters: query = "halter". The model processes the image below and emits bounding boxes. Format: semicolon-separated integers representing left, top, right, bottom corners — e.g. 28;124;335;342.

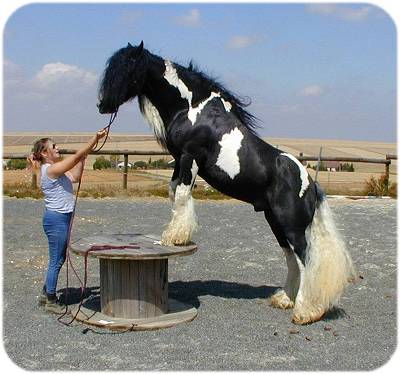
58;110;121;326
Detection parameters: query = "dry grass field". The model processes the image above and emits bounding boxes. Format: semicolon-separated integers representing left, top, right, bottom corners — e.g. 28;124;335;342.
3;132;397;196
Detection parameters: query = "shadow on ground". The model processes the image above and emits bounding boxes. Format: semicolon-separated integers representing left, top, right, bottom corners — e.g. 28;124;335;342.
58;281;350;324
170;280;279;308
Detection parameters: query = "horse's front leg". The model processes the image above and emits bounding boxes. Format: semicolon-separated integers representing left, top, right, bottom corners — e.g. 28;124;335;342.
168;162;180;203
162;154;198;246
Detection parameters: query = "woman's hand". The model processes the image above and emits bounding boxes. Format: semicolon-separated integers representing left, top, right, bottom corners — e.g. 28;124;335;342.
89;128;108;150
95;128;108;141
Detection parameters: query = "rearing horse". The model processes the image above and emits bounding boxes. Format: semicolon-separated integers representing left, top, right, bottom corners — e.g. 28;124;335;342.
97;41;354;324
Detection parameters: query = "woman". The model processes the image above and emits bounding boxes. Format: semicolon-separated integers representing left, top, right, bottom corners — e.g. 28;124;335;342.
28;128;107;314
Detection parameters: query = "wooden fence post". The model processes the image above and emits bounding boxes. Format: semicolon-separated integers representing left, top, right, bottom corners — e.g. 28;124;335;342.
315;147;323;182
384;155;391;195
123;153;128;189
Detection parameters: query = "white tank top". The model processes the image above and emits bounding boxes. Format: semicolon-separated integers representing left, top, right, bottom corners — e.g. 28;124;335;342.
40;163;75;213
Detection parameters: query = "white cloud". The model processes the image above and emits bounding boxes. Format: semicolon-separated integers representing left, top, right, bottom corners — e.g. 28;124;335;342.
175;9;201;27
4;60;102;132
3;59;25;87
227;35;263;49
306;4;373;21
4;59;21;75
33;62;97;89
299;85;324;97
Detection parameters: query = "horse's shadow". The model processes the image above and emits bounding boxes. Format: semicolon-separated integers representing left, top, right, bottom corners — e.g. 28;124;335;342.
169;279;278;309
59;280;347;323
169;280;348;322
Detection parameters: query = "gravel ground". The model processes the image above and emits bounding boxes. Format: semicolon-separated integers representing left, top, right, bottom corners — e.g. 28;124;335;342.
2;196;397;371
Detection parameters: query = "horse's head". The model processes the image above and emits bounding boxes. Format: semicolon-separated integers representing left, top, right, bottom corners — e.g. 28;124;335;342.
97;41;147;114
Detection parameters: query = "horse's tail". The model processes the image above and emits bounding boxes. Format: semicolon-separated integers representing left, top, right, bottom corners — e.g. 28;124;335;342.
295;183;355;320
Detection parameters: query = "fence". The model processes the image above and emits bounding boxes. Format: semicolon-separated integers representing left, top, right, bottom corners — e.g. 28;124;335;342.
3;149;396;191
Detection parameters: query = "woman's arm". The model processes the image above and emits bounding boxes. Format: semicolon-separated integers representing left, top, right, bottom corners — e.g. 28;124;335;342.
47;129;106;179
65;157;85;183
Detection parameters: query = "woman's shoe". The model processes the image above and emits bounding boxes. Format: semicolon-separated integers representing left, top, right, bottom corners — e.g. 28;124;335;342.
44;294;66;315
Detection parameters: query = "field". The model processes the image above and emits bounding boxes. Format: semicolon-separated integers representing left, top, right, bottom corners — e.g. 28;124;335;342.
3;132;397;196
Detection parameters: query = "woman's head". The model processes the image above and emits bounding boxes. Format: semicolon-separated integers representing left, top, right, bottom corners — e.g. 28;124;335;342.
31;138;60;164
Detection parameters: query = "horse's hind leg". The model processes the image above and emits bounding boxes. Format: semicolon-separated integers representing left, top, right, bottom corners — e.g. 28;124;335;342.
161;154;198;246
264;210;300;309
290;205;354;325
288;231;327;325
271;222;327;324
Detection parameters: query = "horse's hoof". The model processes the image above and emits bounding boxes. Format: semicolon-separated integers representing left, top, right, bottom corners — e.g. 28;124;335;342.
161;239;188;246
161;232;190;246
292;306;325;325
269;290;294;309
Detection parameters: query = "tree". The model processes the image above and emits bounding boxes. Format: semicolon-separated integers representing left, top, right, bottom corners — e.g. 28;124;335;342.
7;159;27;170
133;160;148;169
93;156;111;170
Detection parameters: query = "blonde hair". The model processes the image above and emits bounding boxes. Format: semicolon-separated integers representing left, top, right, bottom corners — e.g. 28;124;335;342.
28;138;52;179
32;138;51;164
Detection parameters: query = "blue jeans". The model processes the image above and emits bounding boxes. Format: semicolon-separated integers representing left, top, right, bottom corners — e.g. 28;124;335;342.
43;210;73;295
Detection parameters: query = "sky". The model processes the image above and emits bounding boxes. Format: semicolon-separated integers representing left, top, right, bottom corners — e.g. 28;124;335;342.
2;1;397;142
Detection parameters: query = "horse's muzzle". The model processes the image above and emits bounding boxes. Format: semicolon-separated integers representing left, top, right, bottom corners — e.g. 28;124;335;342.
97;100;116;114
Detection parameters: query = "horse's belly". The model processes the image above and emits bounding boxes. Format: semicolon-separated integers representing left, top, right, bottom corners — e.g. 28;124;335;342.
199;170;268;211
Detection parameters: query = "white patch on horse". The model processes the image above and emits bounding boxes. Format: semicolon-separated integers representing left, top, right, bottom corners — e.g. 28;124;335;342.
282;153;310;198
190;160;199;185
140;96;167;147
163;60;193;104
163;60;232;126
188;92;219;124
169;159;198;202
221;97;232;112
189;92;232;125
216;128;244;179
293;252;305;304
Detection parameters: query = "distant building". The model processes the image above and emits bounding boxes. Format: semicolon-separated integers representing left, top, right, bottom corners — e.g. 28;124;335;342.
325;161;341;172
117;162;132;169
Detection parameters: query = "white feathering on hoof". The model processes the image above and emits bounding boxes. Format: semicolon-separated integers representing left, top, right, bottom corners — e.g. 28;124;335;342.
292;199;355;324
270;248;300;309
161;182;198;246
161;195;197;246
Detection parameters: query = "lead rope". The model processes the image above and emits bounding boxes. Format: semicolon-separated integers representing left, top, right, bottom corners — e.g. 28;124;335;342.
92;109;118;152
58;111;118;326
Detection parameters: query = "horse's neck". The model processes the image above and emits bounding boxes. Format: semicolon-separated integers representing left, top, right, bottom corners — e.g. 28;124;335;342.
141;57;206;127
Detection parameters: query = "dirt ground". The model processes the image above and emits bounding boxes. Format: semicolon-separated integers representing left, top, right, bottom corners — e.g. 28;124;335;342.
2;197;397;370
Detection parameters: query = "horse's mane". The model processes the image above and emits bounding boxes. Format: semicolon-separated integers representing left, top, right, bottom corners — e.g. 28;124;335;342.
181;61;260;135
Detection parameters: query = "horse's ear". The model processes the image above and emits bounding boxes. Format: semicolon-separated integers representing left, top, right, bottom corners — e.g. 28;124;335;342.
137;41;144;55
127;42;133;48
129;41;144;59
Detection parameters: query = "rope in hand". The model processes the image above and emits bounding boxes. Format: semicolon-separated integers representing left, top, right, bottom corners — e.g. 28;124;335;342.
92;109;118;153
58;111;120;326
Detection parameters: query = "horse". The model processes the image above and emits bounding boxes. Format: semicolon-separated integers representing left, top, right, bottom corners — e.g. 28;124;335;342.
97;41;355;324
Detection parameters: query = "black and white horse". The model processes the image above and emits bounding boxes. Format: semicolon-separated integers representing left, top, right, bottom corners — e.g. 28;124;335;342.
97;41;354;324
